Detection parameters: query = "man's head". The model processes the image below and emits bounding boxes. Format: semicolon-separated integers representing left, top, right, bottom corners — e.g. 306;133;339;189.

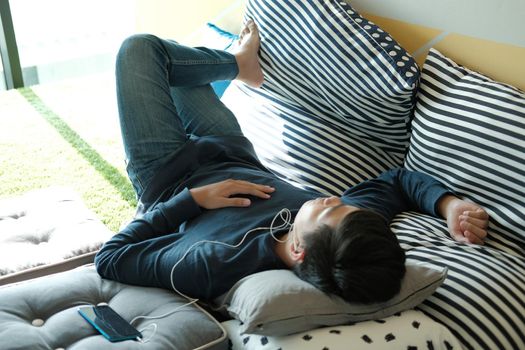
289;196;406;303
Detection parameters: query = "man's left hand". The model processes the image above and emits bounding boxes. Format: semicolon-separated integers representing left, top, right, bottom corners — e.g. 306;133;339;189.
438;195;489;245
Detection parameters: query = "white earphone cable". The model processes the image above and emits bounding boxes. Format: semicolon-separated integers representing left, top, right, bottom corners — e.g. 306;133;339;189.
130;208;294;348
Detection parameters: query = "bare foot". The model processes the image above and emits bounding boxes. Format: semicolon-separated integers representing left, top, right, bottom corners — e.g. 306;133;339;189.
233;19;264;88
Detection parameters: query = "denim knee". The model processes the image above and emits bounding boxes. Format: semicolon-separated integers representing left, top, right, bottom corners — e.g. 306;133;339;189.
116;34;168;69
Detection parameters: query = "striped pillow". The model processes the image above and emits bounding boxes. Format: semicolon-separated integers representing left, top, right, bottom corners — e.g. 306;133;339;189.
391;212;525;350
222;0;419;195
404;48;525;350
405;48;525;251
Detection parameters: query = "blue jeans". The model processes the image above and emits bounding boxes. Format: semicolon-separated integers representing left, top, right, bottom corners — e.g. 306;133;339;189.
116;34;243;198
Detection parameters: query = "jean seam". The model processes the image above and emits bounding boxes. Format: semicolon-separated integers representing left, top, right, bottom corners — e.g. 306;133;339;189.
126;158;145;197
170;59;237;65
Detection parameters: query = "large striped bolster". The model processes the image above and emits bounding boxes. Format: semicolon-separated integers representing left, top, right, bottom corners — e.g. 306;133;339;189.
221;0;419;195
404;48;525;349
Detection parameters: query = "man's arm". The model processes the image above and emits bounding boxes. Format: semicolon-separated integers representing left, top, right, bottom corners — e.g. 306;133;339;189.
94;188;202;287
95;180;275;292
343;168;489;244
343;168;452;220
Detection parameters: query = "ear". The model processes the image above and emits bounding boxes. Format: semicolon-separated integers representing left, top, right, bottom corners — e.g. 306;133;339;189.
290;245;305;264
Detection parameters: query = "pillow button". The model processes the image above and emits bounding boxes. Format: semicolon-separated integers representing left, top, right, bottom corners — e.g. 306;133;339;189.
32;318;45;327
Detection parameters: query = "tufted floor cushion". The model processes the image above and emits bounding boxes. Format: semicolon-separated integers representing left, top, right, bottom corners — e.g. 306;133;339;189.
0;187;113;285
0;265;228;350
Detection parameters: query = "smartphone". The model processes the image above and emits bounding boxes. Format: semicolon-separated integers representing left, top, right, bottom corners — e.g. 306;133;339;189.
78;305;142;342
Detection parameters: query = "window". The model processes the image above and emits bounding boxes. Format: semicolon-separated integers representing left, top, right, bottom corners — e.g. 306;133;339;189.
0;58;5;90
9;0;135;86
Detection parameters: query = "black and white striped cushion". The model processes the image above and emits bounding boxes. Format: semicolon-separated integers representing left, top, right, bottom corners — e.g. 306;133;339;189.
403;48;525;349
222;0;419;195
391;212;525;350
405;48;525;252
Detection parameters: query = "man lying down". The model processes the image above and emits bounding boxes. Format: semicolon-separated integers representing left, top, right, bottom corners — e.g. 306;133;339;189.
95;21;489;303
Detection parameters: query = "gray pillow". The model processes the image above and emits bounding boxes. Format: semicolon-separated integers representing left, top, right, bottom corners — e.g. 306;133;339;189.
213;264;447;336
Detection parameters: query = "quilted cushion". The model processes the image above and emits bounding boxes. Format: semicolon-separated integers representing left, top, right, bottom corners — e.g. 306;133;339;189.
221;0;420;195
0;187;113;281
0;266;227;350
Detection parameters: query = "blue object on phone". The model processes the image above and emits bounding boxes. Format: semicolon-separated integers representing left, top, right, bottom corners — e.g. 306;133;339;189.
78;305;142;342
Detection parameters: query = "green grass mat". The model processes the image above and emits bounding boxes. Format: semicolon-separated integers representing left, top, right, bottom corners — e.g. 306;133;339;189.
0;76;136;232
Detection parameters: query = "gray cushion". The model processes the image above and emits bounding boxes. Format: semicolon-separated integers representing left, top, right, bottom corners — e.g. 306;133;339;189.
213;264;447;336
0;266;227;350
0;187;113;283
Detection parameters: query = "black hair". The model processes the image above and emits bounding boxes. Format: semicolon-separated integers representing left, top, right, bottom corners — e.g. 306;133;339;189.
293;209;406;303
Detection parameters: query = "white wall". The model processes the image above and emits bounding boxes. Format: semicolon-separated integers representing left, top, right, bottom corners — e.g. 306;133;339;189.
349;0;525;47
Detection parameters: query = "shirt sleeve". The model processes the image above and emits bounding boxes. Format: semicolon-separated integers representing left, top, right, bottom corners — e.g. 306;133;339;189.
119;188;201;240
342;168;453;222
94;188;202;288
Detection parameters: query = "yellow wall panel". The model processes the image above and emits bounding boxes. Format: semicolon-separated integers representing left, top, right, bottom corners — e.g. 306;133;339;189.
434;34;525;91
364;13;525;91
135;0;244;43
364;14;442;57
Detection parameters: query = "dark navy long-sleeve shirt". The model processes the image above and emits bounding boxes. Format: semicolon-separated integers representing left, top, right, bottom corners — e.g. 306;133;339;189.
95;136;450;300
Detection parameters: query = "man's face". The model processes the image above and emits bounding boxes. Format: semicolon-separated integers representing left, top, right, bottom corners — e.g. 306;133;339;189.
292;196;360;248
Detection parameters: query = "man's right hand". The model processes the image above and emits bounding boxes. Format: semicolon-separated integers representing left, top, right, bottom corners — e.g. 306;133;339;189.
189;179;275;209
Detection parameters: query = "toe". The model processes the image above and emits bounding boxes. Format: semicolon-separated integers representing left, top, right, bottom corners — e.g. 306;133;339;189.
246;19;257;31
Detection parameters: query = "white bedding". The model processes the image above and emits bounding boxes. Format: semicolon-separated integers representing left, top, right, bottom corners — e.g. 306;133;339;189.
223;310;462;350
